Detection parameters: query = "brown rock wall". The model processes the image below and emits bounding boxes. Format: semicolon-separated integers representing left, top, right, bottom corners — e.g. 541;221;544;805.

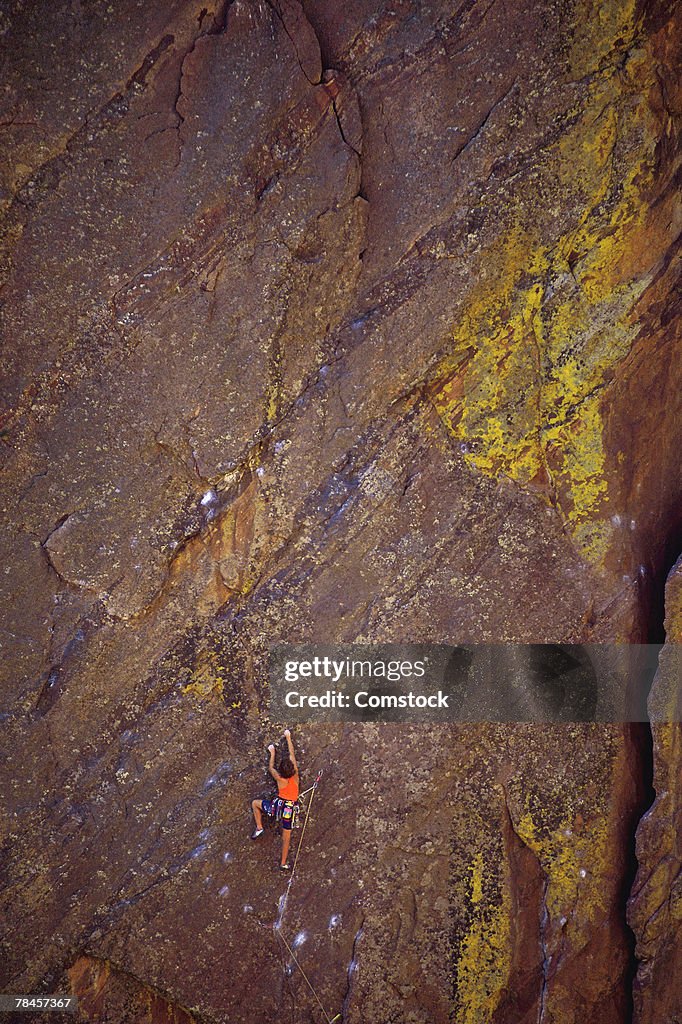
0;1;680;1022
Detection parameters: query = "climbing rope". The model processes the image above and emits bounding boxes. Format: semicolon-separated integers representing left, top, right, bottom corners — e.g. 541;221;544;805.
278;930;337;1023
273;770;341;1023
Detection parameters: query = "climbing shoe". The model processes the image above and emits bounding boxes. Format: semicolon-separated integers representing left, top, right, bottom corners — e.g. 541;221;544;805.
251;828;264;840
279;863;291;872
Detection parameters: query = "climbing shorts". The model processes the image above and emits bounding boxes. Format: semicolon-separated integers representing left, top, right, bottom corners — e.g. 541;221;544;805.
261;797;298;830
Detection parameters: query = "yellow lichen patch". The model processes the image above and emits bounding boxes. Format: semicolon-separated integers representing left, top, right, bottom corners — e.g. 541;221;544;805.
515;808;610;921
265;337;285;425
456;852;512;1024
431;227;548;483
557;71;657;303
431;47;660;566
182;644;224;700
568;0;640;81
432;250;642;562
470;850;485;904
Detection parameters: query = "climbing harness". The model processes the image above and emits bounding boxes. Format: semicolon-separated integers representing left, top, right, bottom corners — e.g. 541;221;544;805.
273;770;342;1023
290;781;317;829
271;785;315;831
274;797;299;829
271;780;318;832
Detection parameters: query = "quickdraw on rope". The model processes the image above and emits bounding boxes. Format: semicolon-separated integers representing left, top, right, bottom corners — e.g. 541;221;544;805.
273;770;341;1023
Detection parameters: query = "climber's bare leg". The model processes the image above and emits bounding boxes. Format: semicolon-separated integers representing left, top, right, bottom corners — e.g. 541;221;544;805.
281;828;292;866
251;799;263;830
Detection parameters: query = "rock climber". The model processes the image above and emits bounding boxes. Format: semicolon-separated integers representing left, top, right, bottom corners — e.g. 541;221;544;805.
251;728;299;871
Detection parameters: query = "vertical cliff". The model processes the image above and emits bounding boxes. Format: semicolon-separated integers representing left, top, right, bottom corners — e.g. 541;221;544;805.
0;0;680;1021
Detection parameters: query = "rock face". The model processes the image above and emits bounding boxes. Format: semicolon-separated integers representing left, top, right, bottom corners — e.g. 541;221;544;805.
0;1;680;1023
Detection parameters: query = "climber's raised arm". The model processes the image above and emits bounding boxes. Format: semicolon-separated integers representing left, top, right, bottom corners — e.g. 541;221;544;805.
284;728;298;773
267;743;282;782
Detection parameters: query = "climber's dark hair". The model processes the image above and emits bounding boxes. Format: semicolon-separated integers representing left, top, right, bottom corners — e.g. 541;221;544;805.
279;756;296;778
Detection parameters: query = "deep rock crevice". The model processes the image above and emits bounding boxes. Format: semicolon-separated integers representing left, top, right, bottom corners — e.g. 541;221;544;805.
623;530;682;1021
623;719;655;1024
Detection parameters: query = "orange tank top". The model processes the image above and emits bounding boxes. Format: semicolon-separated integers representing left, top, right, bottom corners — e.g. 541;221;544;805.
278;773;299;800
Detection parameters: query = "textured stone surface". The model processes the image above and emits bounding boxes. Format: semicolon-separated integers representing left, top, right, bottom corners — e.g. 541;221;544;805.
0;0;680;1022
